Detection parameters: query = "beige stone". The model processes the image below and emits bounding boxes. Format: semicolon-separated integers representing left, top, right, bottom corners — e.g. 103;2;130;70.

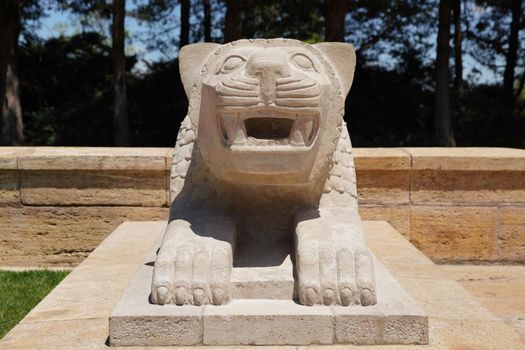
359;205;410;237
1;145;525;266
203;300;334;345
4;220;525;349
20;170;167;206
410;206;497;261
0;317;109;350
430;318;525;349
0;147;33;169
403;147;525;171
443;264;525;340
151;39;378;308
0;170;20;205
110;222;427;346
497;206;525;262
356;170;409;204
353;148;411;170
0;206;168;266
411;170;525;204
17;146;170;170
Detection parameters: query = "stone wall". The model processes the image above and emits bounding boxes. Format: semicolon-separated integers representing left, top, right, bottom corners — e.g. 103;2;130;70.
1;147;524;266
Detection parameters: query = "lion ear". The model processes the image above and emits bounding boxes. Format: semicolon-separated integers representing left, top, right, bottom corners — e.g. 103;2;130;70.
313;42;356;97
179;43;221;98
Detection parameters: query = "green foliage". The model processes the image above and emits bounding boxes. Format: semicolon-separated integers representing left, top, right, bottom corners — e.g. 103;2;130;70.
11;0;525;147
0;270;69;339
239;0;324;43
127;59;187;146
20;32;137;145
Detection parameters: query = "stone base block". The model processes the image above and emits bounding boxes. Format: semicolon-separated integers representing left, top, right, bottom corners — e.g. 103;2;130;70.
109;229;428;346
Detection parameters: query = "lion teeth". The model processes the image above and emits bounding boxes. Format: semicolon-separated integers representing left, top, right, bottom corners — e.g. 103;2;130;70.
290;127;304;145
233;127;247;144
221;115;247;145
304;117;314;143
219;112;317;147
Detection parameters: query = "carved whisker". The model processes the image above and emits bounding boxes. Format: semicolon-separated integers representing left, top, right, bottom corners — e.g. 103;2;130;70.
276;75;307;85
217;84;259;97
275;86;320;98
276;80;317;92
275;97;320;108
230;75;259;86
222;79;258;91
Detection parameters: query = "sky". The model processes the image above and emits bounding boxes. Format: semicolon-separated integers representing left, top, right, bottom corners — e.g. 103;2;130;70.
35;4;168;72
34;4;502;83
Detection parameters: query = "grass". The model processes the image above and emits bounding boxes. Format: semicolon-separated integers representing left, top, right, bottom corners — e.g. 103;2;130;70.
0;270;69;339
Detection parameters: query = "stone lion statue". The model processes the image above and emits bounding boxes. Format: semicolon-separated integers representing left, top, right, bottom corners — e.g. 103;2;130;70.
151;38;376;307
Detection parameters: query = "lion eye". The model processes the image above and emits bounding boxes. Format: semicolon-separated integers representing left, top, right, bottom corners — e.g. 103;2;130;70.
291;53;316;71
219;55;246;73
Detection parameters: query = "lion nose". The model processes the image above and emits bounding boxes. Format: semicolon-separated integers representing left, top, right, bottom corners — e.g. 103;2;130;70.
246;55;291;105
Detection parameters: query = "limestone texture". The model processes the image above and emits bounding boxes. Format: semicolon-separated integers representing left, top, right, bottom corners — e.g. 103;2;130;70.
151;39;377;307
3;221;524;349
110;221;428;346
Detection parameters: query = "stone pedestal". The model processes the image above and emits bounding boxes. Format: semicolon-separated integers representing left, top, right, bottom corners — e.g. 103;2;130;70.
109;225;428;346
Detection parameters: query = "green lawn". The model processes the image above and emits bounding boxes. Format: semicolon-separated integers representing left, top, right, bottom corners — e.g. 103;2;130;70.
0;270;69;339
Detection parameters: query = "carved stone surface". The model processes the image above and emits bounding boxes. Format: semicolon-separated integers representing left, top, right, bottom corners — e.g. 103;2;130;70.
151;38;377;307
111;223;428;346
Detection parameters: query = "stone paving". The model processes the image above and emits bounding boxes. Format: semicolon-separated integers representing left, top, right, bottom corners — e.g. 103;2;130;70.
1;220;524;349
443;264;525;340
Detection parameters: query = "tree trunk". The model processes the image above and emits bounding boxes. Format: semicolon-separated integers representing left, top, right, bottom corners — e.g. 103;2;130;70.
453;0;464;113
180;0;190;48
325;0;349;42
224;0;241;42
502;0;521;107
203;0;212;42
112;0;130;146
0;0;23;146
434;0;455;146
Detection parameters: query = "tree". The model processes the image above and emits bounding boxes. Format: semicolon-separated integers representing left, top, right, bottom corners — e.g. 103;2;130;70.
502;0;522;106
180;0;190;48
224;0;242;42
0;0;24;145
325;0;350;42
453;0;464;114
112;0;130;145
434;0;455;146
203;0;212;42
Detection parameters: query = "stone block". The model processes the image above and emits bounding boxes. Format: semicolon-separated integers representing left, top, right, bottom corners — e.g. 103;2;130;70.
359;205;410;237
17;147;170;171
383;315;429;344
0;206;168;266
410;206;497;262
110;221;427;346
411;170;525;205
20;170;167;206
0;147;36;169
0;170;20;205
0;317;109;350
497;206;525;262
353;148;411;170
356;170;410;204
403;147;525;171
204;300;334;345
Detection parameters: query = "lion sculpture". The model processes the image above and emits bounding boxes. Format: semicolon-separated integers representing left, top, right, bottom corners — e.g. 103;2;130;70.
151;39;377;307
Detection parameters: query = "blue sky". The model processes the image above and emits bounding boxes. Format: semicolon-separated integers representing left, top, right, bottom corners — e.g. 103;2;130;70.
35;5;501;83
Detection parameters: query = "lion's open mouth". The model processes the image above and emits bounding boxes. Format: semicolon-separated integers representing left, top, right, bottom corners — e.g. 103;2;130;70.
218;109;319;148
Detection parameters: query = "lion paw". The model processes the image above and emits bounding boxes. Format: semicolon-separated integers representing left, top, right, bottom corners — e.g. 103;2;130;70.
151;215;235;306
295;209;377;306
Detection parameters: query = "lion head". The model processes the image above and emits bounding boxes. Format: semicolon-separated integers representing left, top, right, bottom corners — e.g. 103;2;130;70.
179;39;356;185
